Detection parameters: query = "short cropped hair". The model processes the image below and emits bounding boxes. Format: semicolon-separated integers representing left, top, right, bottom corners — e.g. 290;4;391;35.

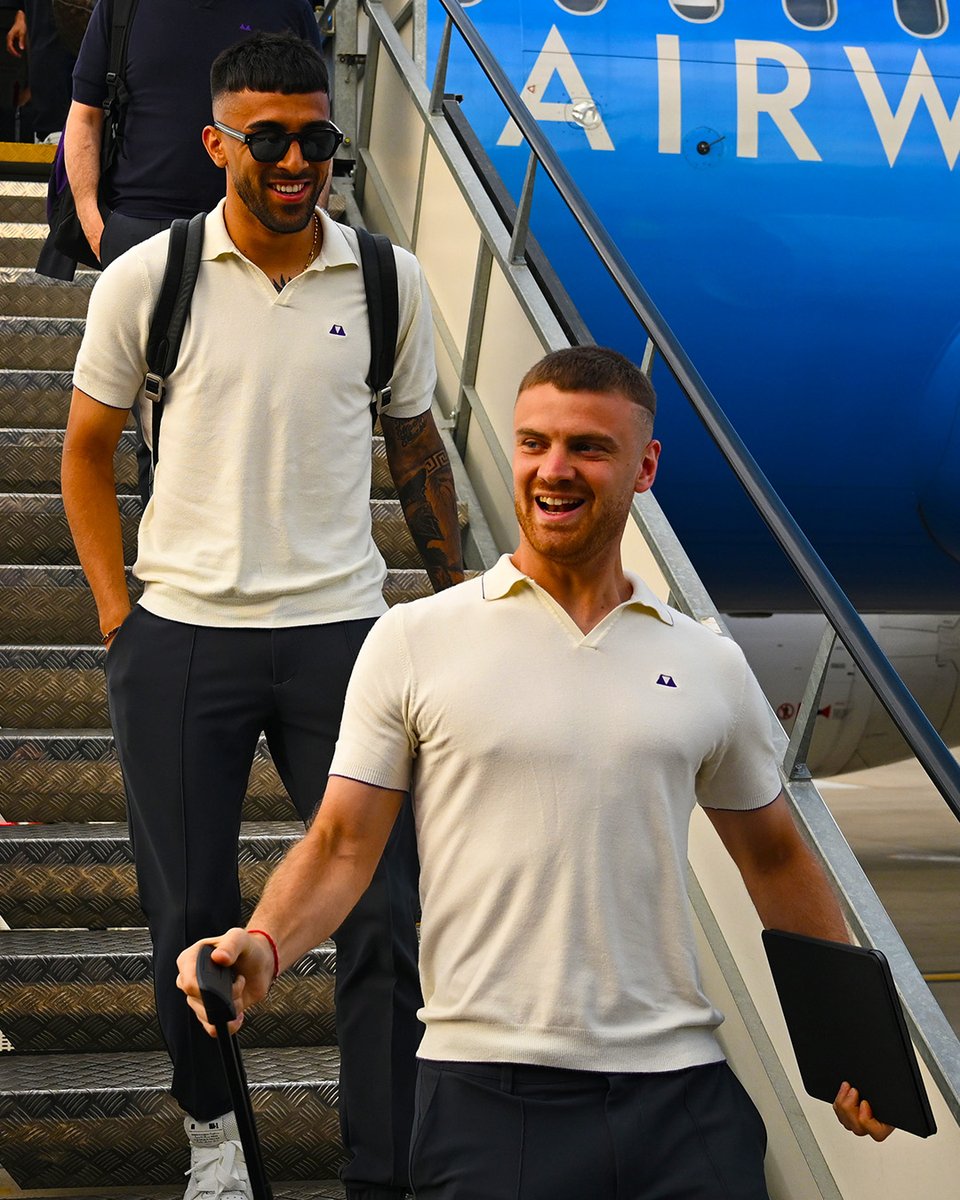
518;345;656;419
211;31;329;104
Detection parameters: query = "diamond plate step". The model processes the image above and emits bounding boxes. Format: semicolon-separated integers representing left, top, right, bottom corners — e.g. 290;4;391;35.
0;821;300;928
0;494;468;566
0;268;95;318
0;315;85;370
0;929;336;1054
0;428;136;492
0;566;438;646
0;226;45;270
33;1186;349;1199
0;494;140;565
0;370;73;428
0;732;290;824
0;1045;343;1187
0;183;47;224
0;646;109;727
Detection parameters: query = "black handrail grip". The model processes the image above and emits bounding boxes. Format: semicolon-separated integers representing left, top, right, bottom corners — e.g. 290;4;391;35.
427;0;960;819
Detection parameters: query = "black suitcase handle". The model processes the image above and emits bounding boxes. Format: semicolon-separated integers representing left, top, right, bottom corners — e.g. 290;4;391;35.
197;944;274;1199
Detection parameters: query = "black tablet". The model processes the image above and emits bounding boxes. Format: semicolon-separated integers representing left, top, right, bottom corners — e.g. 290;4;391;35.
761;929;937;1138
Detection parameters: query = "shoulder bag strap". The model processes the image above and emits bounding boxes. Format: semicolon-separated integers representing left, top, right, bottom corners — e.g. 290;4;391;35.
144;211;205;469
356;226;399;428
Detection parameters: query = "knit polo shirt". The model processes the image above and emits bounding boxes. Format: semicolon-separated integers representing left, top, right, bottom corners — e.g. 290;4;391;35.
73;201;436;626
331;555;783;1072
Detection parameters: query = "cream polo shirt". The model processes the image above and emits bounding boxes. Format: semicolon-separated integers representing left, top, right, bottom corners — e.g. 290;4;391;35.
331;554;783;1073
73;201;436;626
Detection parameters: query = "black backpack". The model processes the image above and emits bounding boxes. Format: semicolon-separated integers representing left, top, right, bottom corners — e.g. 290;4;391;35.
142;215;399;486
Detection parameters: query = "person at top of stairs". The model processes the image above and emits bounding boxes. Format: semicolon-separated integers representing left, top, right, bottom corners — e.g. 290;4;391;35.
179;346;893;1200
61;30;464;1200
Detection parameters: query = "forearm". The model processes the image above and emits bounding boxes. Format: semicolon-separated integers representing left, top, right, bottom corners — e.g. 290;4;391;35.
745;838;849;942
708;795;849;942
63;101;106;257
383;411;465;592
61;395;131;635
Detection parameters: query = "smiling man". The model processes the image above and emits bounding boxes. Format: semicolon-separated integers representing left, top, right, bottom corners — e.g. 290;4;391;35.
178;346;891;1200
61;31;463;1200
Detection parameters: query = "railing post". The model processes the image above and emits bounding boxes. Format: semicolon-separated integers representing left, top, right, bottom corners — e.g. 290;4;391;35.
429;17;453;115
454;239;494;457
508;152;538;265
784;623;837;781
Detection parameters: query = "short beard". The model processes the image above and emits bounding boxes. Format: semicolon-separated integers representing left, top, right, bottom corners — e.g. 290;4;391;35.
233;171;322;234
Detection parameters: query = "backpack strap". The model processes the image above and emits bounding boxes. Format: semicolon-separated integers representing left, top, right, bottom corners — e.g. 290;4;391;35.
355;226;399;429
144;211;205;469
101;0;141;171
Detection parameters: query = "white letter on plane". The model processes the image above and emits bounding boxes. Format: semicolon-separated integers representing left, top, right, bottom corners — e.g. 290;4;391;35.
498;25;614;151
735;40;821;162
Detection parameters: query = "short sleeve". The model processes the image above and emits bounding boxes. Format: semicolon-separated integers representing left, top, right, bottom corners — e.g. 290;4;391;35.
329;607;418;792
382;249;437;421
72;0;111;107
72;244;158;410
696;652;782;812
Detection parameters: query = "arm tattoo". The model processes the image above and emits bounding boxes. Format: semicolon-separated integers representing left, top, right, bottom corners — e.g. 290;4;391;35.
383;413;465;592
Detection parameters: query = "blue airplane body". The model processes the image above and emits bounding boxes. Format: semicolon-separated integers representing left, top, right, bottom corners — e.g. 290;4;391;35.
428;1;960;612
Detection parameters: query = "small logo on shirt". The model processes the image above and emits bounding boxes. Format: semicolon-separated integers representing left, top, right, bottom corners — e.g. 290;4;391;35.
240;23;252;31
330;324;346;337
656;674;677;688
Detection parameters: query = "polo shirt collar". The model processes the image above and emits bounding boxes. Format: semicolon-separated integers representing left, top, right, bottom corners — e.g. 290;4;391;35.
482;553;674;626
201;201;358;271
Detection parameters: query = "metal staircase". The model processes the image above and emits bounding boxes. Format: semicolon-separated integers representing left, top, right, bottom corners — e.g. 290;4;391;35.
0;179;479;1194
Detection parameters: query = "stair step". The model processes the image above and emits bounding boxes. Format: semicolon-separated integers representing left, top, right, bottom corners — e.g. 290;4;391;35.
0;565;436;647
0;183;47;224
0;494;468;566
0;732;289;824
0;646;109;728
0;315;84;370
0;369;73;428
24;1186;349;1199
0;1045;343;1187
0;428;136;492
0;820;300;928
0;493;140;564
0;268;95;318
0;929;336;1054
0;226;45;270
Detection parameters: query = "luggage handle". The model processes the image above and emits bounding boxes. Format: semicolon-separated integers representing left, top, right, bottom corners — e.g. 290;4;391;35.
196;945;274;1200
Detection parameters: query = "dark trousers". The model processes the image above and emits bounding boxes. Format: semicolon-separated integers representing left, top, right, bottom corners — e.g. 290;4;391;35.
106;608;422;1199
409;1060;769;1200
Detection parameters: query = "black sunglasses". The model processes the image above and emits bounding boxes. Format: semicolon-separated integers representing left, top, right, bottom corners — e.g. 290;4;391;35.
214;119;344;163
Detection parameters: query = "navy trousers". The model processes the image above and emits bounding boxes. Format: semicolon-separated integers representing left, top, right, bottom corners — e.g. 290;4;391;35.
106;607;421;1199
409;1060;769;1200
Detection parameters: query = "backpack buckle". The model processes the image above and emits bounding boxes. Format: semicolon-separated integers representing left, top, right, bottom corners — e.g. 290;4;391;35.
143;372;165;403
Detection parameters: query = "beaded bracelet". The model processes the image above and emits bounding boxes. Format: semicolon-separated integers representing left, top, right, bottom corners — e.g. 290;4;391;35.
248;928;280;980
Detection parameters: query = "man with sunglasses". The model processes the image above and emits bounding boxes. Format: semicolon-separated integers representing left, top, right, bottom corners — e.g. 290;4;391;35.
62;31;463;1200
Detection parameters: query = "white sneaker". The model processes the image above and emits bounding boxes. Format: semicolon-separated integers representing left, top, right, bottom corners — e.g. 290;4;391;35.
183;1112;252;1200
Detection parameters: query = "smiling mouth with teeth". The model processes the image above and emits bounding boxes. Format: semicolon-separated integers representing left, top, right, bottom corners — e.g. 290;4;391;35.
535;496;584;512
272;182;308;194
